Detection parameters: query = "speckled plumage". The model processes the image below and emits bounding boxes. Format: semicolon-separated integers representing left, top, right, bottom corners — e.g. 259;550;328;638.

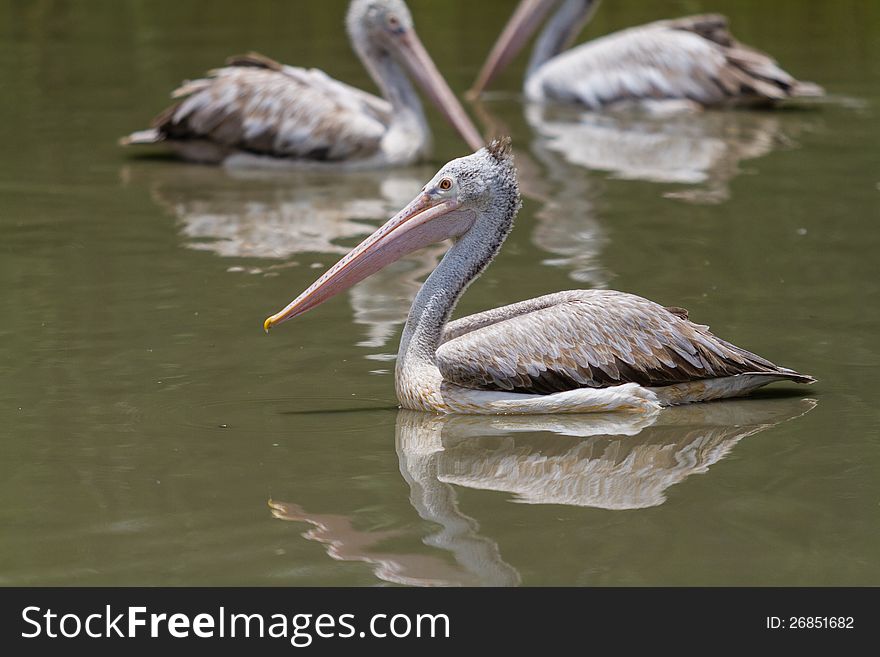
151;58;391;163
436;289;812;395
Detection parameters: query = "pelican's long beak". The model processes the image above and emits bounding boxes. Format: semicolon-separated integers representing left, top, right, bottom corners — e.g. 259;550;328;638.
468;0;556;98
263;192;474;332
396;30;485;152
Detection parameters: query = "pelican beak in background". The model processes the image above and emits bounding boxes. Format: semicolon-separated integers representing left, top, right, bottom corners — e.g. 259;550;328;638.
468;0;556;98
264;188;474;332
393;28;486;152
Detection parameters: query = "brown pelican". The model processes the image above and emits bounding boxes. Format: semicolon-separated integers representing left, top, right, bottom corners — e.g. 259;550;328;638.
120;0;483;167
264;138;814;414
469;0;823;110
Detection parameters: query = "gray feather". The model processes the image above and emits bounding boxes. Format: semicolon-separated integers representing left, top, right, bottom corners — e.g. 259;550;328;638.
437;290;814;394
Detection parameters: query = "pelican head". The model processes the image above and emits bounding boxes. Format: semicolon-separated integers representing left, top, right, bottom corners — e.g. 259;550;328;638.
468;0;598;98
348;0;484;151
264;138;519;331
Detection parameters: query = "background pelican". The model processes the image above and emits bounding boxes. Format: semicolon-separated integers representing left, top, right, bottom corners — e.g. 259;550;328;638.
469;0;823;110
120;0;483;167
264;139;814;414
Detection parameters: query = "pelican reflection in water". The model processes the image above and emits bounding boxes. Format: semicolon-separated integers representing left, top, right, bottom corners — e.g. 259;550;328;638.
524;103;816;203
508;135;609;286
474;97;816;205
271;398;814;586
134;164;445;350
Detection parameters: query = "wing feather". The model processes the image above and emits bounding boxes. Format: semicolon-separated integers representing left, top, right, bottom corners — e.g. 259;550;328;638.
436;290;810;394
531;17;821;108
152;54;389;161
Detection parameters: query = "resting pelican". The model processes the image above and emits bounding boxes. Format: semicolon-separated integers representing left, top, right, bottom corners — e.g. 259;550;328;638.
264;138;814;415
120;0;483;167
469;0;823;110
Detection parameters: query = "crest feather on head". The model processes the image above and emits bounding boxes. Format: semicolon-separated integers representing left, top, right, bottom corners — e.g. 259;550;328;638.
486;136;513;164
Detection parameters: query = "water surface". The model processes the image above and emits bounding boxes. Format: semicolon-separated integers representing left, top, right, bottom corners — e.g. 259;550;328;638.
1;0;879;585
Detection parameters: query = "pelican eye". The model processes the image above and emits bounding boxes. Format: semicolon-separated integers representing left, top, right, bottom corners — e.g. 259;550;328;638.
387;14;401;29
438;178;453;191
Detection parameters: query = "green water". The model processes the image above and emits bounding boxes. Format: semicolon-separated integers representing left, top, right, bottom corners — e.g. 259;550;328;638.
1;0;878;586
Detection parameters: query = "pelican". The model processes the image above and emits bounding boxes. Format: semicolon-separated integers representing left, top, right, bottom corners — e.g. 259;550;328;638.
264;138;814;415
469;0;823;110
120;0;483;167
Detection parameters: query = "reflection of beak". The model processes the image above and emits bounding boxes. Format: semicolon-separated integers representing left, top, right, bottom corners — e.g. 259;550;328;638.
396;31;485;152
264;193;474;331
468;0;556;98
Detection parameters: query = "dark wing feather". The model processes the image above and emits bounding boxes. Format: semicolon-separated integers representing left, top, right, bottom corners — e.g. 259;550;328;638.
663;14;824;100
436;290;811;394
663;13;733;48
223;52;285;70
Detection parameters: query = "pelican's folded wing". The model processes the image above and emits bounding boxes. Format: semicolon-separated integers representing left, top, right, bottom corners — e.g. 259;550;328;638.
534;17;821;108
436;290;810;394
153;55;389;161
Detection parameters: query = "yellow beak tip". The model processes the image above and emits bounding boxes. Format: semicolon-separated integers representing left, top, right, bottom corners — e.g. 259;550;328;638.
263;317;273;333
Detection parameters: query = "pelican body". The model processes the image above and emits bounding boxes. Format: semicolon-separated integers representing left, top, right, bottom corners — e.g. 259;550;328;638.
469;0;823;110
120;0;483;168
264;138;814;414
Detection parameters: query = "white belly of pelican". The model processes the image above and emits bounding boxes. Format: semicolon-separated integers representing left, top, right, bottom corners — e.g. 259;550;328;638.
396;365;661;414
396;364;792;415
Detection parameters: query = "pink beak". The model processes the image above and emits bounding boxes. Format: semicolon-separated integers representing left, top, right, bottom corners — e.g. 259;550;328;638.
263;192;474;331
396;30;485;152
468;0;556;98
